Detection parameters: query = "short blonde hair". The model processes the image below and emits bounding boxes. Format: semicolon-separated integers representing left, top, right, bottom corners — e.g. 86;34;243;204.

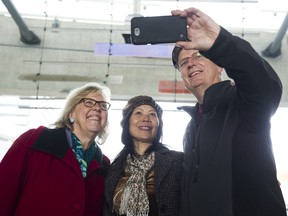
54;82;111;144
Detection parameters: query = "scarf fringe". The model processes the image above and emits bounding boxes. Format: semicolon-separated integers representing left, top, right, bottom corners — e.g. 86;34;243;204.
126;211;149;216
119;187;131;214
119;153;155;216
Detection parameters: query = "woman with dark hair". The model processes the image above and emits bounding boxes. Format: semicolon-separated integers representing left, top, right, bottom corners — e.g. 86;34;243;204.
103;95;184;216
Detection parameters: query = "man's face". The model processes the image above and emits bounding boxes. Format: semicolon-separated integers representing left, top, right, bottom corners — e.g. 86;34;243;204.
177;49;223;94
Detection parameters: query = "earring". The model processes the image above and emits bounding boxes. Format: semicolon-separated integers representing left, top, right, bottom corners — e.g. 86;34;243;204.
69;117;75;124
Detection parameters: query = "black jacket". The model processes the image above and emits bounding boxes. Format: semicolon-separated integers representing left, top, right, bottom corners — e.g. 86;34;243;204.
103;146;184;216
179;27;286;216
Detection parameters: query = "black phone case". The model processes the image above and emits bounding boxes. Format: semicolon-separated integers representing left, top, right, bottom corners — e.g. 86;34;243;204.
130;16;187;45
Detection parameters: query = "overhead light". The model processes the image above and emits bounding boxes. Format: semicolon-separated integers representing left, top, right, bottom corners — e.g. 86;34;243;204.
18;74;122;84
94;43;174;58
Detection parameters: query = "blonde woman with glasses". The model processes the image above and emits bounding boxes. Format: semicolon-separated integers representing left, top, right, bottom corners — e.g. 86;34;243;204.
0;82;111;216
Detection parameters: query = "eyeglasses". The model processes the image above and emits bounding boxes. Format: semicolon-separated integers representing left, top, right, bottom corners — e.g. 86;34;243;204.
177;52;203;70
79;98;111;111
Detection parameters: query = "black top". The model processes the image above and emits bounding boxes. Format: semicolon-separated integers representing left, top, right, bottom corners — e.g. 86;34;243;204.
179;27;286;216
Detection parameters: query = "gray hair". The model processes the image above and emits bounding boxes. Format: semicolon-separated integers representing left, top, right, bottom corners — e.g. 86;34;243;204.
54;82;111;144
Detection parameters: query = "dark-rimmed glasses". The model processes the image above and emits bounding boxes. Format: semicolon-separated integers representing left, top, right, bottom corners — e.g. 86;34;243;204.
177;52;203;71
79;98;111;111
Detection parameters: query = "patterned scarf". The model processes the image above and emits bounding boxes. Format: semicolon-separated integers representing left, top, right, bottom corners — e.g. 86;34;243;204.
119;152;155;216
71;132;97;178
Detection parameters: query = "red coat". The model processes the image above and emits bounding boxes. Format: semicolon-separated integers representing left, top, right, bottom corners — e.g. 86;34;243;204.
0;126;110;216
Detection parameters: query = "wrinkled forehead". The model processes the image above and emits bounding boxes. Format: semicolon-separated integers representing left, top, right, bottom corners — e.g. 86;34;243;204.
85;91;105;100
179;49;199;60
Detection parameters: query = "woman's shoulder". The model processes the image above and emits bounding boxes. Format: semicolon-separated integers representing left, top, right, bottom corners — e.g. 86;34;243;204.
157;145;184;158
167;150;184;159
19;126;47;145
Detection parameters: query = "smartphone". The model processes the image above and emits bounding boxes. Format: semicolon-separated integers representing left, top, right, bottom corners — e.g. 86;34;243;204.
130;15;187;45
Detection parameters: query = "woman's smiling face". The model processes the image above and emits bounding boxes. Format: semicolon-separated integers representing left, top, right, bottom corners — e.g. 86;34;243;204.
70;92;108;138
129;104;159;145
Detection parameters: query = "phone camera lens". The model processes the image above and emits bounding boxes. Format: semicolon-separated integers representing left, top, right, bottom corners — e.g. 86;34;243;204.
134;28;140;36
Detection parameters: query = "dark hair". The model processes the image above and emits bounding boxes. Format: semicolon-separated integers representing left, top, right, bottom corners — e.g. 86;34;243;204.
120;95;163;155
172;45;183;70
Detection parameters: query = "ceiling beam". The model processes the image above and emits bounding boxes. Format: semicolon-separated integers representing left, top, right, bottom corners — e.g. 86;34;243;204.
2;0;40;45
262;12;288;58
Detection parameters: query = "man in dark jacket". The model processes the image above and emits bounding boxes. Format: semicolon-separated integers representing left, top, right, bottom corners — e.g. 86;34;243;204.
171;7;287;216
